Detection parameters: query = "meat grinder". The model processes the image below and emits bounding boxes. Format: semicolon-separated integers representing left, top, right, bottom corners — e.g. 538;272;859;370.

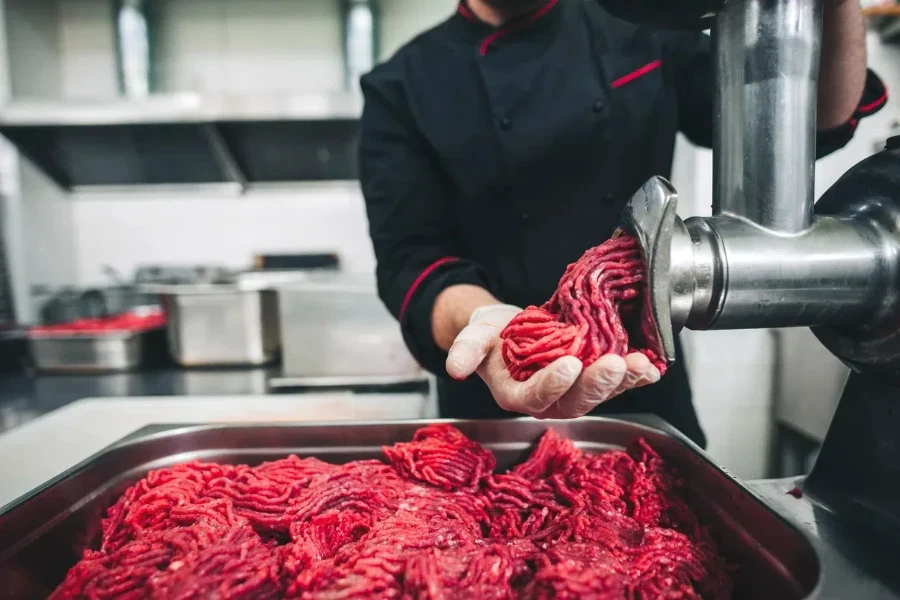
610;0;900;543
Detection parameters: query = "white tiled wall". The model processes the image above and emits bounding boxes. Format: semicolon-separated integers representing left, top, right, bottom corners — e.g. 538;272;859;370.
70;183;376;283
4;0;897;478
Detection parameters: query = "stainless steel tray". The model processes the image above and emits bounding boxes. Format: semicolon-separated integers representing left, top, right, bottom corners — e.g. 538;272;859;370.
277;281;422;379
0;417;821;599
160;286;280;367
28;328;166;373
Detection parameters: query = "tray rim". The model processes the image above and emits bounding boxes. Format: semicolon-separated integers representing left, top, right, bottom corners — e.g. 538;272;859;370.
0;415;825;598
0;415;682;515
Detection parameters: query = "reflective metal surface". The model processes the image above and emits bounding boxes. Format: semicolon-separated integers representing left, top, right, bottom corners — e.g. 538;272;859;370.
278;280;422;379
751;478;900;600
619;4;900;371
628;150;900;366
714;0;822;234
812;150;900;373
0;418;819;599
678;213;888;329
619;176;680;362
0;368;284;436
0;93;361;126
161;286;280;367
268;373;429;389
28;329;165;373
114;0;155;98
0;94;362;190
342;0;377;94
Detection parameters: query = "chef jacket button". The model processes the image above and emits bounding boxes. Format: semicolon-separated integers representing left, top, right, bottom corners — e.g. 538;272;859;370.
498;117;511;131
593;99;605;113
602;194;616;206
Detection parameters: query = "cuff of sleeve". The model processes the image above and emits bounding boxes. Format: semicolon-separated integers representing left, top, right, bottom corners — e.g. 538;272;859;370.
817;69;888;158
400;260;493;376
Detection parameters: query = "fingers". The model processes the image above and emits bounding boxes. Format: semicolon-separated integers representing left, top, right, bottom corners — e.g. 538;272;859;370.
546;354;627;418
486;354;582;416
537;353;662;419
446;322;499;379
612;352;660;396
513;356;583;414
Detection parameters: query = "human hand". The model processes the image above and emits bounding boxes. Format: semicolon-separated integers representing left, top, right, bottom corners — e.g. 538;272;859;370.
445;304;660;418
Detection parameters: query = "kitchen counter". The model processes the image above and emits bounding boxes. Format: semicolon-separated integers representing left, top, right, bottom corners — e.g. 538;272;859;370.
0;367;279;433
0;367;431;435
0;393;433;508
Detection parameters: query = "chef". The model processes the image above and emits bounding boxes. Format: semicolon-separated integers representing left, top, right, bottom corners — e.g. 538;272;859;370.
359;0;886;446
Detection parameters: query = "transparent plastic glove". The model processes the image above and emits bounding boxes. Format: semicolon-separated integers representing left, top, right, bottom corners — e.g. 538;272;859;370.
533;353;660;420
445;304;660;418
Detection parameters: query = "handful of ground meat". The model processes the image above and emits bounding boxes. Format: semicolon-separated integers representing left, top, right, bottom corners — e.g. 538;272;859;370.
50;425;731;599
500;234;668;381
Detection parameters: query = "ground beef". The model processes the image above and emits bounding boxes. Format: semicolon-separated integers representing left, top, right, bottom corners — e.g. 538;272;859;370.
50;425;732;599
500;235;667;382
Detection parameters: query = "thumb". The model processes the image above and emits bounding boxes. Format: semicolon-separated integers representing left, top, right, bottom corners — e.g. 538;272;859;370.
446;323;497;379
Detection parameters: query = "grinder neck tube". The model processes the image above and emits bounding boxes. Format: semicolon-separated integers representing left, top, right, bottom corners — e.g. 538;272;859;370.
712;0;823;234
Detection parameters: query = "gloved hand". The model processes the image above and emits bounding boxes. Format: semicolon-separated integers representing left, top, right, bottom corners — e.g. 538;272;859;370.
445;304;660;419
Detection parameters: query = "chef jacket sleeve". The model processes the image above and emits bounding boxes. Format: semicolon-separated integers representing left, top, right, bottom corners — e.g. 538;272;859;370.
359;70;493;376
665;32;888;158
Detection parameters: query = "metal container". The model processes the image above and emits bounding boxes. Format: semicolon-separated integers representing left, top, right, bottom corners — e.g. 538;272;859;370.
159;285;280;367
28;328;164;373
278;279;421;380
0;417;820;600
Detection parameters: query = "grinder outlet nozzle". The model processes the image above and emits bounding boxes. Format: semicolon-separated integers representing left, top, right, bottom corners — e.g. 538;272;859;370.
618;176;681;365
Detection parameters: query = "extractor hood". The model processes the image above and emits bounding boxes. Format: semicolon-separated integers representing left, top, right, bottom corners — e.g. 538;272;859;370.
0;0;374;192
0;93;362;192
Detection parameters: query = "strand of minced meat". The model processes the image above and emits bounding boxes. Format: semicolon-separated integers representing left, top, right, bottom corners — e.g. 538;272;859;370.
50;424;732;599
500;234;668;382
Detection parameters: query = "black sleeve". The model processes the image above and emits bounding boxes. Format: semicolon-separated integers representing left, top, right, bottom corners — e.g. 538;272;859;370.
359;69;493;376
665;31;888;157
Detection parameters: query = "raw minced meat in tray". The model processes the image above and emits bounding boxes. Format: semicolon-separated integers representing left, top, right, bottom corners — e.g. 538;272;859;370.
49;424;732;599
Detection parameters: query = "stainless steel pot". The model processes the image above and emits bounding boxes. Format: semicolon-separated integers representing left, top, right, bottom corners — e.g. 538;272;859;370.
156;284;280;367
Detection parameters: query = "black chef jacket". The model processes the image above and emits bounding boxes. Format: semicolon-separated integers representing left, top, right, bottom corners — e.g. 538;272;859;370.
359;0;887;447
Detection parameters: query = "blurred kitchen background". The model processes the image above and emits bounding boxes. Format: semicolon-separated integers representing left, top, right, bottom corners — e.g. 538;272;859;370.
0;0;899;481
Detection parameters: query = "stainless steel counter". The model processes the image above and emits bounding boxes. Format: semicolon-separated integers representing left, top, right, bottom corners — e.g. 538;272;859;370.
0;367;433;435
0;367;279;435
749;478;900;599
0;393;433;508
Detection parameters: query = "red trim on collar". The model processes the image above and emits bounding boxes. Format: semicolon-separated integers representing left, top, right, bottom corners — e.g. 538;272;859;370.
457;0;560;56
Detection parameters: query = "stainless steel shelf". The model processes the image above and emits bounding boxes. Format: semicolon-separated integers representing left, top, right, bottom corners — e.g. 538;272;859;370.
0;93;362;191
